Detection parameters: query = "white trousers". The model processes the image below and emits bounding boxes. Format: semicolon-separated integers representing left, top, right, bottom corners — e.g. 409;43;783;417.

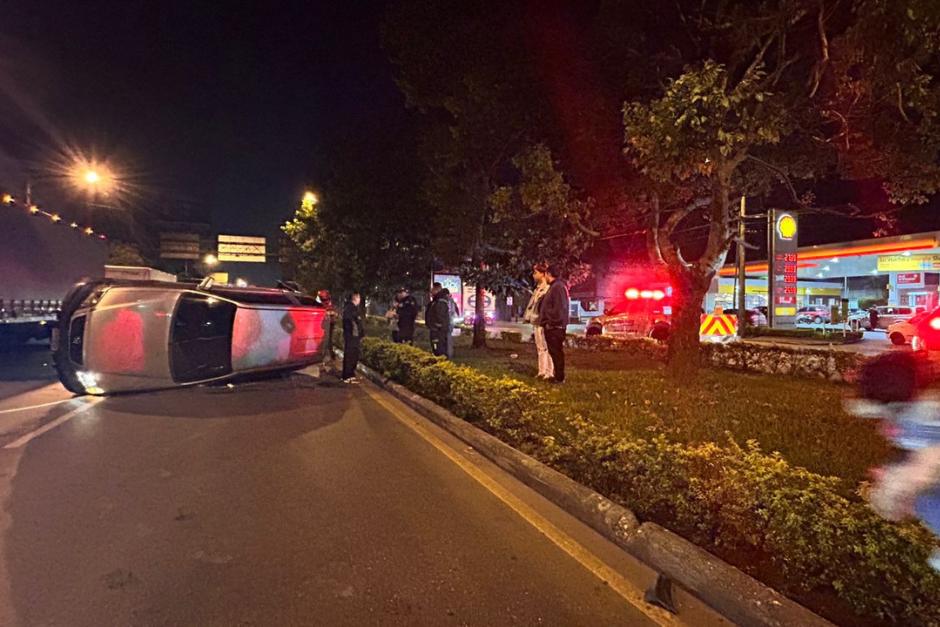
534;326;554;378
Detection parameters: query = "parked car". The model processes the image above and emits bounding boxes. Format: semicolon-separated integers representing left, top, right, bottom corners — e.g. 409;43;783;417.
796;305;831;324
870;305;917;330
887;312;929;345
914;306;940;350
53;279;328;395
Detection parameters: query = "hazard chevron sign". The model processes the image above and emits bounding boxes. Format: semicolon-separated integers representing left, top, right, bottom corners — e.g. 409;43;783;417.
699;313;738;337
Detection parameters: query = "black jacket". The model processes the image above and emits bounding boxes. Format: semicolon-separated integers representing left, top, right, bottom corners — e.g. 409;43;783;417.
342;301;364;339
427;295;452;332
537;279;569;329
397;296;419;329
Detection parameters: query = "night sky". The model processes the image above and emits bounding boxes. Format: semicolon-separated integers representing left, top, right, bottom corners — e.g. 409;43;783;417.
0;0;397;240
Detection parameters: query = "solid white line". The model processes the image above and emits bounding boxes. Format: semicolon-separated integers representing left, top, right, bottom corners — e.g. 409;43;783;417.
3;398;103;449
0;398;75;415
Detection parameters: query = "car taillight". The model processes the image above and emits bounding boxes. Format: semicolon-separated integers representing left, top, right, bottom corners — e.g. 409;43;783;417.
625;288;639;299
930;318;940;330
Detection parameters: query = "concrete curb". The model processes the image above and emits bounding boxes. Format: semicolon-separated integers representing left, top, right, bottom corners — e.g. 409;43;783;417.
347;354;833;627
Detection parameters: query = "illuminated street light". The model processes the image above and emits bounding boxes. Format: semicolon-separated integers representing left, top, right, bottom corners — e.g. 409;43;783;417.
302;190;318;210
1;193;13;205
204;253;219;267
70;159;115;195
50;213;62;223
28;204;40;214
84;227;94;235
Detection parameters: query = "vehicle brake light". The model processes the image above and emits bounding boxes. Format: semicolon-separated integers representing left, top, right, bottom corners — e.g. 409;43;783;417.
640;290;653;299
652;290;665;300
930;318;940;330
625;288;639;299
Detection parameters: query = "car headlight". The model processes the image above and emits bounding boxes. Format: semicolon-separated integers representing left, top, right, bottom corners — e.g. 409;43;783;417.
76;371;104;395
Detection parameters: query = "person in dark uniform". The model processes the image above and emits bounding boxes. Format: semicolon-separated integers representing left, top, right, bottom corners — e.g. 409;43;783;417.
395;288;419;344
341;292;364;382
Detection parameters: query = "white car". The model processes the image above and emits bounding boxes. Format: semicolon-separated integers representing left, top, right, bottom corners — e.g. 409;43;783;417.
887;312;928;346
54;279;329;395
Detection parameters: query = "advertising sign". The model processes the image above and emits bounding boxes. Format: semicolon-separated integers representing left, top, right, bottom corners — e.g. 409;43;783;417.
159;232;200;260
769;210;798;326
897;272;924;286
462;285;495;318
432;272;462;299
218;235;266;262
878;254;940;272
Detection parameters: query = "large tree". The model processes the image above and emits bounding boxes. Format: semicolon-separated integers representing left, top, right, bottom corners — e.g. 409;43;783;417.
383;1;597;346
617;0;940;375
282;117;435;301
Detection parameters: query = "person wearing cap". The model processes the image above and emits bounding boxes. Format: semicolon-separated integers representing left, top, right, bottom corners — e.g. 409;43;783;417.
523;263;553;380
537;264;570;383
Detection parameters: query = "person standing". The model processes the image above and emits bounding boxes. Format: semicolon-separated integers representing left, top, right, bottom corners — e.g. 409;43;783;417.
428;287;452;357
342;292;365;382
869;306;880;331
537;264;570;383
395;288;419;344
425;282;442;350
524;263;553;379
441;288;457;358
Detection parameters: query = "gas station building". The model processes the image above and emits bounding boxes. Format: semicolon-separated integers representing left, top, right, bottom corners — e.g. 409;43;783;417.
711;231;940;312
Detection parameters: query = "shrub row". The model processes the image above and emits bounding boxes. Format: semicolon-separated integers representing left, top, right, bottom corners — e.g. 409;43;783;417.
566;334;867;382
360;337;940;625
741;325;865;343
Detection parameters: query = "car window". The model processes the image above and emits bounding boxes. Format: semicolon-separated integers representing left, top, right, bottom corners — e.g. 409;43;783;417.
899;307;912;315
170;295;236;383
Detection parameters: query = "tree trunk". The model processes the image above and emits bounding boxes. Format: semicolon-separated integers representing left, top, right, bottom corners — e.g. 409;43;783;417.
472;283;486;348
666;269;712;379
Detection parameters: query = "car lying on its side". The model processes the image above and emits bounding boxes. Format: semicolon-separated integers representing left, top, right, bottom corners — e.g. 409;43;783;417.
53;279;328;395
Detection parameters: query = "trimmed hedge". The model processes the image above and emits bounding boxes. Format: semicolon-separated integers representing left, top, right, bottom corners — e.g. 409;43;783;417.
567;334;866;382
741;326;865;343
360;337;940;625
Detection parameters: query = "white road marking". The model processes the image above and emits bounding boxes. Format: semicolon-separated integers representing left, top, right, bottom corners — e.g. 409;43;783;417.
0;397;75;415
3;398;103;449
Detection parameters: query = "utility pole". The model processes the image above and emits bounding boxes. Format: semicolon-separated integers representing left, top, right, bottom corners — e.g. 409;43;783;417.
767;208;775;328
736;196;747;328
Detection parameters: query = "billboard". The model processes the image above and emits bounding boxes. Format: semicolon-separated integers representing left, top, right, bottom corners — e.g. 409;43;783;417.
159;232;200;260
218;235;266;263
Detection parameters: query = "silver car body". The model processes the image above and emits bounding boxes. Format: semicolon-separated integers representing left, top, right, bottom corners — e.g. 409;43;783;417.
59;283;327;395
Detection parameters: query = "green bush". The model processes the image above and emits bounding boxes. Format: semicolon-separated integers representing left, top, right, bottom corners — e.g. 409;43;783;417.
360;336;940;625
741;326;865;343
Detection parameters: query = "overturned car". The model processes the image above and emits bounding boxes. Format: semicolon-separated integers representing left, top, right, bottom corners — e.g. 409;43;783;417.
53;279;328;395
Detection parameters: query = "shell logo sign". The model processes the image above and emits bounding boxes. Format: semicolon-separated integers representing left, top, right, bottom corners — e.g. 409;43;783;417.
776;213;797;240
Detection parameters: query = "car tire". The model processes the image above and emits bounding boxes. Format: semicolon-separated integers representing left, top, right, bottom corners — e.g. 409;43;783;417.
813;315;823;324
890;332;907;346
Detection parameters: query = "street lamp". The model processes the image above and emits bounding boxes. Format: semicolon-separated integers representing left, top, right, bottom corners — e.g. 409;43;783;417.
302;190;318;210
204;253;219;267
70;160;115;195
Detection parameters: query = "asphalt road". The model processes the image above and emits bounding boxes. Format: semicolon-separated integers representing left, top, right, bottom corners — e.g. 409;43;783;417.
0;356;724;626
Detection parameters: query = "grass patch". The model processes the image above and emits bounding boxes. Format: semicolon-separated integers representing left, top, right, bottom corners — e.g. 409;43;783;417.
451;340;889;492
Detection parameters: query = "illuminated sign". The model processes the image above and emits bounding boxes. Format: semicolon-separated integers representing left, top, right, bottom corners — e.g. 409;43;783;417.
776;213;797;240
218;235;266;263
877;254;940;272
769;209;798;326
897;272;924;286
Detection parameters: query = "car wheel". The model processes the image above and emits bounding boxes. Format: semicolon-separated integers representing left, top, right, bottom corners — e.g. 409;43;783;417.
890;332;907;346
813;316;823;324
